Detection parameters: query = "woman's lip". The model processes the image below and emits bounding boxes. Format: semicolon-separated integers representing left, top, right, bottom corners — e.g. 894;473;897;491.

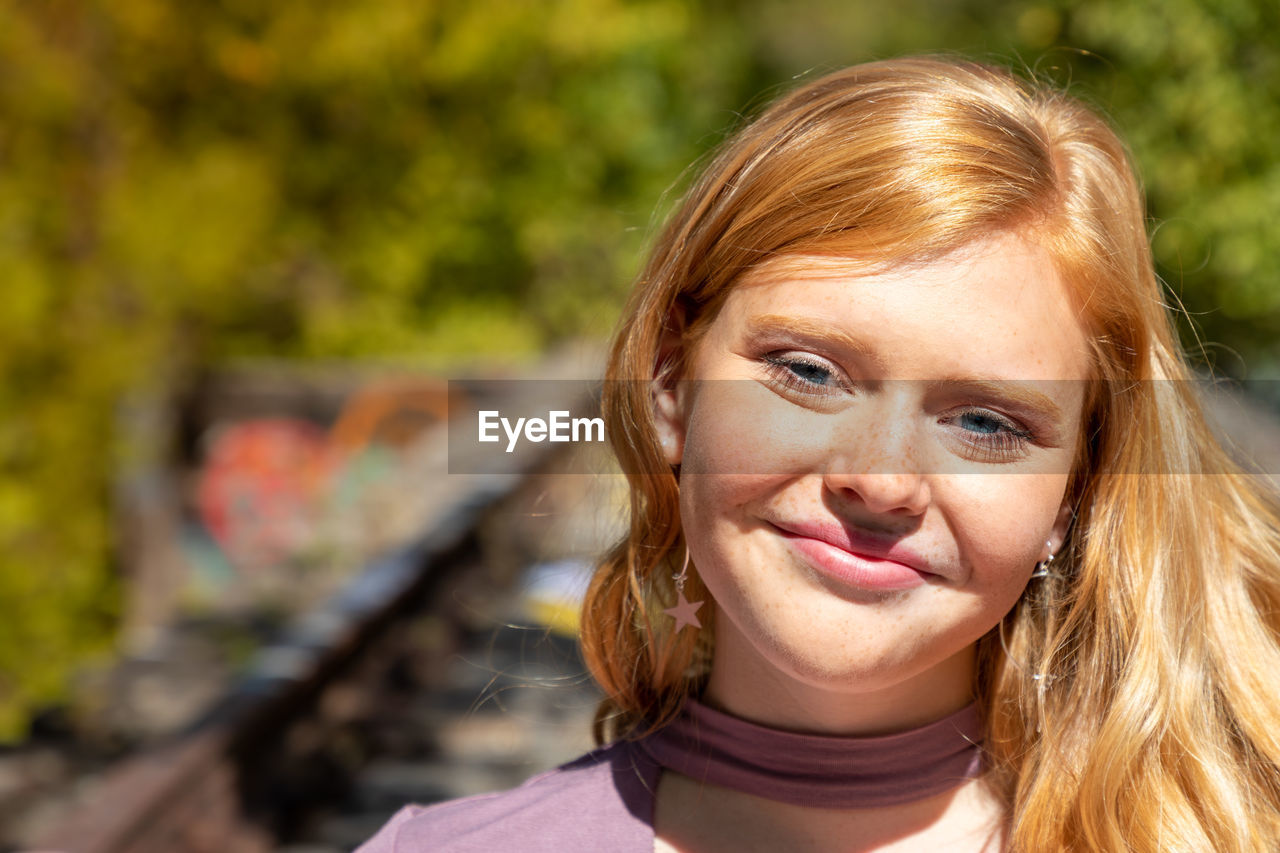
769;520;937;591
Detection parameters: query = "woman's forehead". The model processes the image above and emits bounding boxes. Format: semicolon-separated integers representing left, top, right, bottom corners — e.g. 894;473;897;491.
709;233;1094;384
734;232;1041;289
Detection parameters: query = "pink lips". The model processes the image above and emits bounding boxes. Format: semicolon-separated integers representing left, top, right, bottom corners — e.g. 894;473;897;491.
771;520;935;592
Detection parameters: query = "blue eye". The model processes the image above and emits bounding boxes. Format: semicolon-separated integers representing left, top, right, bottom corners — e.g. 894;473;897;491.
956;411;1007;435
786;360;835;385
763;353;842;392
946;408;1034;463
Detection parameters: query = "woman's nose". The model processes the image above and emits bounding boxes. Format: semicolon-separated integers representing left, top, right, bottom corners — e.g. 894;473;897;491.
822;416;931;516
823;469;931;517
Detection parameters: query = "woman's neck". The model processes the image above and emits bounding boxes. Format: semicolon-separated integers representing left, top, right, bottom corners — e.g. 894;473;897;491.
704;636;977;735
651;630;995;850
654;770;1004;853
642;694;997;851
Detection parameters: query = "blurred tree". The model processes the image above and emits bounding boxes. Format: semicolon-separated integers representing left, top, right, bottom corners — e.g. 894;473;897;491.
0;0;755;740
1055;0;1280;378
0;0;1275;739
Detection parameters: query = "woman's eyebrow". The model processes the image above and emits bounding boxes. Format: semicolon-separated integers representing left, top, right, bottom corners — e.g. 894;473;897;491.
931;378;1066;423
744;314;887;369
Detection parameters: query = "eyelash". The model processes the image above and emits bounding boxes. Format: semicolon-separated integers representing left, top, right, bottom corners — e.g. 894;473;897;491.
944;409;1034;463
761;351;1036;463
762;353;846;395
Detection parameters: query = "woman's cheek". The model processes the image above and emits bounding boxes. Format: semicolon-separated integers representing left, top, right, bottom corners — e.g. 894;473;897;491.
942;475;1068;589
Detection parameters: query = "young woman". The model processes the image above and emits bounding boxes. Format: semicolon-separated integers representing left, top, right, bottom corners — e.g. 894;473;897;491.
360;56;1280;852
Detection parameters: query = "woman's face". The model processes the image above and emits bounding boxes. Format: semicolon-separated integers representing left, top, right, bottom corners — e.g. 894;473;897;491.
657;232;1091;733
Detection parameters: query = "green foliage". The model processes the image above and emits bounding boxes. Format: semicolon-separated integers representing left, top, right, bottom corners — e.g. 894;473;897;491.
1057;0;1280;372
0;0;752;740
1;0;1276;739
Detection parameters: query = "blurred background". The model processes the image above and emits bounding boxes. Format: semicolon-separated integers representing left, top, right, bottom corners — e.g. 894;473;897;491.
2;0;1278;849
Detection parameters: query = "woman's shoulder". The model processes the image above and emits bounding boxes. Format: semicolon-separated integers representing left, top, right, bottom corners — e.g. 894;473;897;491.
354;739;660;853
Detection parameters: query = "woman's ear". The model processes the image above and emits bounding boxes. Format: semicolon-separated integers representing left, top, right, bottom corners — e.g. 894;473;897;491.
653;381;684;465
652;317;687;466
1045;501;1075;559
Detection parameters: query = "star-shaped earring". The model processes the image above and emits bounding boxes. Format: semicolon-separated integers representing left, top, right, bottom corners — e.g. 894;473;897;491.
664;589;703;631
665;548;704;632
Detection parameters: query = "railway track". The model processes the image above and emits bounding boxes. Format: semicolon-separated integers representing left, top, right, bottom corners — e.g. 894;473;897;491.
18;364;615;853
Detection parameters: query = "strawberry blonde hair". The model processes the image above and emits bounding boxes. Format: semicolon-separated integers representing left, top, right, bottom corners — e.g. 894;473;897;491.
580;56;1280;850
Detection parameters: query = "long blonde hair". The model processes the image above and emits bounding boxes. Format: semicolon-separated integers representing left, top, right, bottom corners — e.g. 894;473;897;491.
580;56;1280;850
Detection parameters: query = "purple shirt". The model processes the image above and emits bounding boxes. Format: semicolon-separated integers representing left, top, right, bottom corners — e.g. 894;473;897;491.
354;741;661;852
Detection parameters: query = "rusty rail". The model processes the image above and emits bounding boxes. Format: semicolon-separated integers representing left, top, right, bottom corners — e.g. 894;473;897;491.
30;367;600;853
